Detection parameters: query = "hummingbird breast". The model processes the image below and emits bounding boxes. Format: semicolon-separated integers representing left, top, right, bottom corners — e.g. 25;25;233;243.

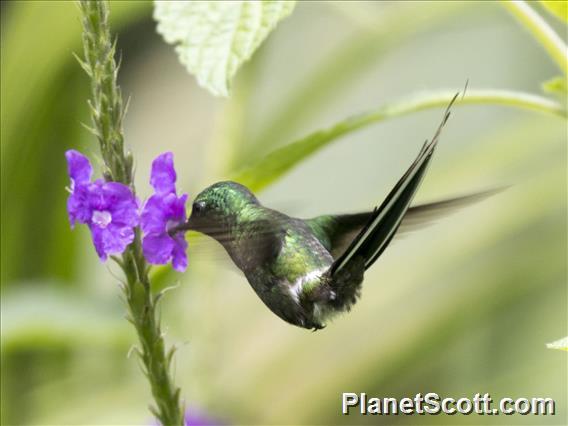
235;215;335;329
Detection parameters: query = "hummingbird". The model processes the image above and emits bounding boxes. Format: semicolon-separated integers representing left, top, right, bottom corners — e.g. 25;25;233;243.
174;94;491;330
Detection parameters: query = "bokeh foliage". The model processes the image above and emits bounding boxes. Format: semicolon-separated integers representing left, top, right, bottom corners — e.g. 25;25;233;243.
1;1;566;425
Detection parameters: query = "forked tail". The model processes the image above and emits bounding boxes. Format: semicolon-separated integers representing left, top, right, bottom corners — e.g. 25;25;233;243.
330;93;459;277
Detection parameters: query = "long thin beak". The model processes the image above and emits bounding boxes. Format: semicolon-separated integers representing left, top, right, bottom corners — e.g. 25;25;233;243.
168;217;194;236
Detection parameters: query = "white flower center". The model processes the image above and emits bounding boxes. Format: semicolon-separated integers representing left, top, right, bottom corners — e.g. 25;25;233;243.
92;210;112;228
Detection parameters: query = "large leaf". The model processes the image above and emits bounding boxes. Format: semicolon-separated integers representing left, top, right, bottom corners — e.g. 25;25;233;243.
540;1;568;22
231;90;566;192
154;0;295;97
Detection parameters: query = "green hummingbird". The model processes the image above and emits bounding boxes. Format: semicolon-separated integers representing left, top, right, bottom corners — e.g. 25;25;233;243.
174;95;491;330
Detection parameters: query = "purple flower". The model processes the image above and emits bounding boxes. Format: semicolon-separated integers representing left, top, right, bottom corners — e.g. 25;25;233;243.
66;150;139;261
184;409;224;426
152;409;225;426
141;152;188;272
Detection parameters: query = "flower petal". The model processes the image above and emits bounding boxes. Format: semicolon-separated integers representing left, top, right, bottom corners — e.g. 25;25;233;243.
150;152;176;195
170;193;188;223
90;226;108;261
143;233;175;265
184;409;223;426
141;195;169;234
102;182;139;227
67;185;91;227
86;180;106;210
106;224;135;253
65;150;92;188
171;233;188;272
161;192;186;222
90;224;135;260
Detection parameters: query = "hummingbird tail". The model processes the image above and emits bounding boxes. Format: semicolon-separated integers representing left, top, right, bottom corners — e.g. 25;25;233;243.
330;93;458;277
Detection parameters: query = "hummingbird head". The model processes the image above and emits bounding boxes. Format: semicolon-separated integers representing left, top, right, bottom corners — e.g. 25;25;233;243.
182;181;259;238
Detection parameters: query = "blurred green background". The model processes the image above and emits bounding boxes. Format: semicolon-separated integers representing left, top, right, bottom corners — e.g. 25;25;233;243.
1;1;566;425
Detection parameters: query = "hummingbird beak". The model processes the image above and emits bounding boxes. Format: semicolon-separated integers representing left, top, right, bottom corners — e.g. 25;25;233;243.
167;216;195;237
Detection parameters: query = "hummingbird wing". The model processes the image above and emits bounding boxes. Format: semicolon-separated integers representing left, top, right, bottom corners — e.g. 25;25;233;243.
305;189;502;259
329;93;457;276
395;188;503;238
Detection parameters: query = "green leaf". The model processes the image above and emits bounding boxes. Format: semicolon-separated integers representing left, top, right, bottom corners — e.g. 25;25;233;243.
540;1;568;22
231;90;566;192
154;0;295;97
546;336;568;351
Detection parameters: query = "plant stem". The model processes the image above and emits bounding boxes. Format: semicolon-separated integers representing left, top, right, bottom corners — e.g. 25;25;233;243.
234;88;566;191
501;0;568;75
78;2;183;424
356;89;567;124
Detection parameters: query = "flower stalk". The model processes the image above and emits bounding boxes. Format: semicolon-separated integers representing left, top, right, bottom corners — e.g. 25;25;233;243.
501;0;568;75
77;1;183;424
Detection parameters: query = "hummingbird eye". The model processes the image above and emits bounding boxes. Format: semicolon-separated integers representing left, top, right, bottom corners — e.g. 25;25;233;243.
192;201;206;215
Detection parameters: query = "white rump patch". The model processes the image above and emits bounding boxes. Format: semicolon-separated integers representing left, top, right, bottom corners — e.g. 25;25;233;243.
288;267;327;304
